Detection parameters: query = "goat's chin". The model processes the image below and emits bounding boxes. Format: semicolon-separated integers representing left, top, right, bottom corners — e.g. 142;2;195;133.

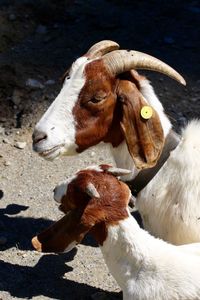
38;145;78;161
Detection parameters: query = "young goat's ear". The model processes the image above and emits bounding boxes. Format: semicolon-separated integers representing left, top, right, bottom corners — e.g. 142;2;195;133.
117;80;164;169
32;188;104;253
32;209;93;253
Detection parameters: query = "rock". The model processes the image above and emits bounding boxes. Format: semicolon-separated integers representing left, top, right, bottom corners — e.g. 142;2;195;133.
90;151;96;158
4;161;11;166
3;138;10;144
45;79;56;85
0;126;5;135
0;236;7;245
14;141;27;149
26;78;44;89
0;117;6;123
9;13;16;21
12;89;23;105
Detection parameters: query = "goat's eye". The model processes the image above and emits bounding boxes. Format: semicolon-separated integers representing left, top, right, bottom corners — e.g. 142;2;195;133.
89;92;107;104
90;97;103;104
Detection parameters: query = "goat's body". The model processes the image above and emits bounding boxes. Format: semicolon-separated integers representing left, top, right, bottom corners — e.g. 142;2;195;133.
136;120;200;244
101;213;200;300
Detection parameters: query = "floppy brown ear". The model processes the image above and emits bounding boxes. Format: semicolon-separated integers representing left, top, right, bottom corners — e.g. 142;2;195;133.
32;188;105;253
32;209;93;253
117;80;164;169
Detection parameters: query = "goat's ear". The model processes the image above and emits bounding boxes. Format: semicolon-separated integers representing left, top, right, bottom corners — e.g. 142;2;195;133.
117;80;164;169
32;210;93;253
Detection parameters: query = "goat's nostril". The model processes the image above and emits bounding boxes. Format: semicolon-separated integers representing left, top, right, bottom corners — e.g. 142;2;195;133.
32;130;48;144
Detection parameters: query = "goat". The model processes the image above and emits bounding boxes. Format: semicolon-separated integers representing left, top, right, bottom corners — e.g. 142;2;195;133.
32;40;200;245
32;165;200;300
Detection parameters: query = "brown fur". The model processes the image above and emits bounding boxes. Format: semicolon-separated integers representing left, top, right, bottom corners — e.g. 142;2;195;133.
117;80;164;169
32;167;130;253
73;60;123;152
73;61;164;168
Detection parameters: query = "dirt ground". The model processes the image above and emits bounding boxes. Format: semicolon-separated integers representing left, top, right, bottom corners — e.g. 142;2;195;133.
0;0;199;299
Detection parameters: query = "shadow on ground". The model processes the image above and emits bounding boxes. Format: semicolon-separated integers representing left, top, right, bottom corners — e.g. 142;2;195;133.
0;203;98;251
0;249;121;299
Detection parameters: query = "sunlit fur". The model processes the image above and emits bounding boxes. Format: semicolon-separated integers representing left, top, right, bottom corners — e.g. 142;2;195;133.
101;212;200;300
137;120;200;244
33;57;89;159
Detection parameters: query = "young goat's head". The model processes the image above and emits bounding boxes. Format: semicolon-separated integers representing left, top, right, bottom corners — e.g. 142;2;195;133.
32;40;185;169
32;165;132;253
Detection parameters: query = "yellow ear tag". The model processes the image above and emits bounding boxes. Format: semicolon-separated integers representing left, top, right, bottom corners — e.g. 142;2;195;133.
141;106;153;120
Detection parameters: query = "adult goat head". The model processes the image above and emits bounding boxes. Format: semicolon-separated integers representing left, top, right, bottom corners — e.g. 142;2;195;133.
32;40;185;169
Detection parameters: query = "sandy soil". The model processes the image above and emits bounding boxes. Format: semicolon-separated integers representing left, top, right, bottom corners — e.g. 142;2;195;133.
0;0;199;299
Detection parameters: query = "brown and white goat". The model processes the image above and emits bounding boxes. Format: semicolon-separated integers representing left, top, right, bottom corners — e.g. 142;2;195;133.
32;40;184;174
32;41;200;245
32;165;200;300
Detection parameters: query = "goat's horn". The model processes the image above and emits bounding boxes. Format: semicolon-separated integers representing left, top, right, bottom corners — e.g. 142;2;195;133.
85;183;100;198
85;40;120;59
103;50;186;85
107;167;132;177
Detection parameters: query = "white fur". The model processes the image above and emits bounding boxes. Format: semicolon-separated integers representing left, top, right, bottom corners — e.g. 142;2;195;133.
101;211;200;300
34;57;89;159
54;181;68;203
53;175;77;203
137;120;200;244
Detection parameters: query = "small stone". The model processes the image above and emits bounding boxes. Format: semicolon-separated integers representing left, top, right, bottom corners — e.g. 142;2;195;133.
45;79;56;85
0;236;7;245
4;161;11;166
26;78;44;89
12;89;23;105
0;126;5;135
14;141;27;149
9;13;16;21
0;117;6;123
90;151;95;158
3;138;10;144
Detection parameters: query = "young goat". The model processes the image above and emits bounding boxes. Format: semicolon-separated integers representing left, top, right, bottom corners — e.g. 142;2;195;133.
32;165;200;300
32;40;200;245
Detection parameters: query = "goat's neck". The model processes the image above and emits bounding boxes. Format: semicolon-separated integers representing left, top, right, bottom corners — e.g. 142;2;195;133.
110;79;172;181
100;212;152;291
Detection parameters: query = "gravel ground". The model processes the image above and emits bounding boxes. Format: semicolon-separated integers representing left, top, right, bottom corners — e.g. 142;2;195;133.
0;131;120;300
0;0;199;299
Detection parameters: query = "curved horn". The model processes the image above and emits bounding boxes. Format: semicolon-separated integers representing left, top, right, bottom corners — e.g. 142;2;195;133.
85;183;100;198
103;50;186;85
85;40;120;59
